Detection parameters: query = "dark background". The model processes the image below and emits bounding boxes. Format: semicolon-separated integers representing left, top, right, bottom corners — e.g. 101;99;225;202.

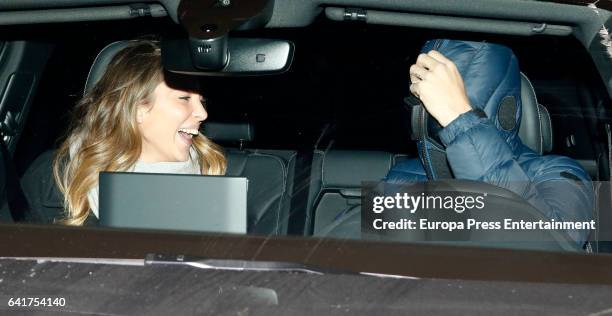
7;15;611;174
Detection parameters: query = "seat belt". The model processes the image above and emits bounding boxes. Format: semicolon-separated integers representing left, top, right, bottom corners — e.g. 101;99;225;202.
287;148;313;235
405;95;453;180
287;124;334;236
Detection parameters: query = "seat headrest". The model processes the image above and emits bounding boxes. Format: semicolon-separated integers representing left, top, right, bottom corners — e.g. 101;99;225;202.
518;73;554;154
202;122;254;143
321;150;395;187
84;41;132;95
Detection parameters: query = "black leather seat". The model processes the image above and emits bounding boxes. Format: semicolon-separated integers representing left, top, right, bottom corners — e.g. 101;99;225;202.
519;73;598;179
204;122;297;235
305;149;407;235
20;150;63;223
519;73;554;155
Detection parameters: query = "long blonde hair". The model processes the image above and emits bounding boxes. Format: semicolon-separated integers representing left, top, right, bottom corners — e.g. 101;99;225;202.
53;40;226;225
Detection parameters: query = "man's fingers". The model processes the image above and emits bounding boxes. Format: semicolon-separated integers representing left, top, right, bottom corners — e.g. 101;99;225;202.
427;50;452;65
415;53;439;70
427;50;460;71
409;64;428;81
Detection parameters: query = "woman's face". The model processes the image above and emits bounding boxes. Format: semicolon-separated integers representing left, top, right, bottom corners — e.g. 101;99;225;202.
137;81;207;163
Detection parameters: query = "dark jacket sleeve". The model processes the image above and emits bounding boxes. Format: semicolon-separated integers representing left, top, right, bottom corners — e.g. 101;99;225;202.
439;111;594;246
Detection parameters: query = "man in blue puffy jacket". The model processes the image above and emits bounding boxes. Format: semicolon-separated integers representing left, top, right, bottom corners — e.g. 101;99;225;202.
386;39;594;248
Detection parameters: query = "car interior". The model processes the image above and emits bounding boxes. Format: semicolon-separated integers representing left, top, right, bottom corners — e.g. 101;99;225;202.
0;0;610;253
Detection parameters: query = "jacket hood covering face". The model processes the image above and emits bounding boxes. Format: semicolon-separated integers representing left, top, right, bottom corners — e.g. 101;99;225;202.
421;39;523;149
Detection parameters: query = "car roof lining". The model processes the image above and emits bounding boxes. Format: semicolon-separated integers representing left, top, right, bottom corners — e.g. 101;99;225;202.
0;0;608;42
0;0;609;97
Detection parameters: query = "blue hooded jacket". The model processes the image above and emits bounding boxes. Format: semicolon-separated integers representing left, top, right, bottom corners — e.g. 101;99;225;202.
385;39;594;247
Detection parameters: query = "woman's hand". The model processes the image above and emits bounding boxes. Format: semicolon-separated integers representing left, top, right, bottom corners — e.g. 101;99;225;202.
409;50;472;127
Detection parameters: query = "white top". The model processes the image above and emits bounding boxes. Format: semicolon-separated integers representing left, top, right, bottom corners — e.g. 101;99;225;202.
87;149;201;218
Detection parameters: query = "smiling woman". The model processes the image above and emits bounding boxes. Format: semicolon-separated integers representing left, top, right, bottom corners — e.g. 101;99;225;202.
138;81;208;163
52;39;227;226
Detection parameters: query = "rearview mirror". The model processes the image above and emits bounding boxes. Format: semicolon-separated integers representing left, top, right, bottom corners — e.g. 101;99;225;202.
162;37;294;76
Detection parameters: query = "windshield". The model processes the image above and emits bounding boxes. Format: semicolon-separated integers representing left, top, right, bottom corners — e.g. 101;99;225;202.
2;1;612;283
